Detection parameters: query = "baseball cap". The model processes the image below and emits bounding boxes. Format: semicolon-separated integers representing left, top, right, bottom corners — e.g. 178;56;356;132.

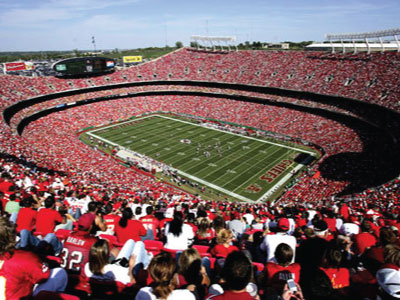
78;214;94;231
377;267;400;298
278;218;290;231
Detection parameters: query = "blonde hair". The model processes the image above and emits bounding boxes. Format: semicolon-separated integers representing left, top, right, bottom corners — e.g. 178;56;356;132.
178;248;201;275
217;229;233;245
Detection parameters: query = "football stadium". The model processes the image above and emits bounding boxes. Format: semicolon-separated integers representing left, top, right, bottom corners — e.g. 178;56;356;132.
1;2;400;298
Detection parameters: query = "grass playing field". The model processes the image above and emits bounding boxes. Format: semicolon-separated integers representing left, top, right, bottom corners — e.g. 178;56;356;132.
84;114;317;202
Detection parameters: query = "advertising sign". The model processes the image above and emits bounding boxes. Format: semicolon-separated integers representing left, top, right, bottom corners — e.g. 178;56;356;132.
123;56;142;63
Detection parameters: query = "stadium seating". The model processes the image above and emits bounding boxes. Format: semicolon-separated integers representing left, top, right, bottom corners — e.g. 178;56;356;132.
1;47;400;299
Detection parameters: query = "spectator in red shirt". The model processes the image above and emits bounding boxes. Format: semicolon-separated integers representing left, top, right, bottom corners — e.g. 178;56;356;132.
320;245;350;295
86;202;107;235
261;243;301;295
140;205;159;240
195;218;215;245
36;196;63;235
364;227;398;265
210;229;239;259
0;172;13;194
353;220;377;256
16;196;37;232
115;207;147;243
102;203;120;235
61;213;99;274
0;216;67;299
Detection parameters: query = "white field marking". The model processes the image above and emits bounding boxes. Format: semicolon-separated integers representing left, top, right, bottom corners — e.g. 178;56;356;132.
86;114;315;202
87;132;118;146
256;163;304;203
231;146;288;194
155;115;315;155
218;145;284;193
199;140;269;183
177;169;253;202
89;115;155;133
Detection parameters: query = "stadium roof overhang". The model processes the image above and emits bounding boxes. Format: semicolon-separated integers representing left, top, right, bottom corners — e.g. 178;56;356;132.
323;28;400;54
190;35;238;51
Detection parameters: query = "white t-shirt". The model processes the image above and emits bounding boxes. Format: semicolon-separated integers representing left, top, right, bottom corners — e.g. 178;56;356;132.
84;262;131;285
135;286;195;300
67;197;89;214
261;232;297;263
164;223;194;250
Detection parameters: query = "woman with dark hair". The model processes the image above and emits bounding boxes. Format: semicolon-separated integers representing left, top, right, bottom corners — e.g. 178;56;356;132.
212;215;226;236
164;211;194;251
260;243;301;295
135;252;195;300
320;244;350;296
115;207;147;243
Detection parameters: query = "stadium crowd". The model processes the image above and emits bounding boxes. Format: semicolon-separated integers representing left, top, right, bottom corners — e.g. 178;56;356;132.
0;48;400;299
1;167;400;299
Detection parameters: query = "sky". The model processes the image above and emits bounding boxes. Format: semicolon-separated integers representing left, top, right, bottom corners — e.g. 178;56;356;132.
0;0;399;51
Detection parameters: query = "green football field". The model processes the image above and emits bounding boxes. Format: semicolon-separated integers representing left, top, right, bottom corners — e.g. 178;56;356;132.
85;114;316;202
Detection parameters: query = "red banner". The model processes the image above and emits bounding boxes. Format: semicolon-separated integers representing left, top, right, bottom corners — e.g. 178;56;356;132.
5;62;27;72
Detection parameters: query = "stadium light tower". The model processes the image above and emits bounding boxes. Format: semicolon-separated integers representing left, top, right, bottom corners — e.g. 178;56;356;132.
92;36;97;54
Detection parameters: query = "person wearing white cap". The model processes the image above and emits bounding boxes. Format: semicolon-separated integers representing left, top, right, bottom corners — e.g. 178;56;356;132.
376;267;400;299
376;244;400;300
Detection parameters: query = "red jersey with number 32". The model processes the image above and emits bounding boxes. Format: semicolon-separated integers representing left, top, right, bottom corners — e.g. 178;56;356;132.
61;231;98;273
0;250;50;300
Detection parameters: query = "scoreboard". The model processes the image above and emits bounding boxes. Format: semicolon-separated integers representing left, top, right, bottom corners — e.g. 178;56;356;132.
52;57;115;76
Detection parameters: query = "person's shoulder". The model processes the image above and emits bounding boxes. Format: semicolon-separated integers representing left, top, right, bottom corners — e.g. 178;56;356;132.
12;249;40;261
210;290;252;300
170;289;196;299
9;250;48;272
136;286;155;300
